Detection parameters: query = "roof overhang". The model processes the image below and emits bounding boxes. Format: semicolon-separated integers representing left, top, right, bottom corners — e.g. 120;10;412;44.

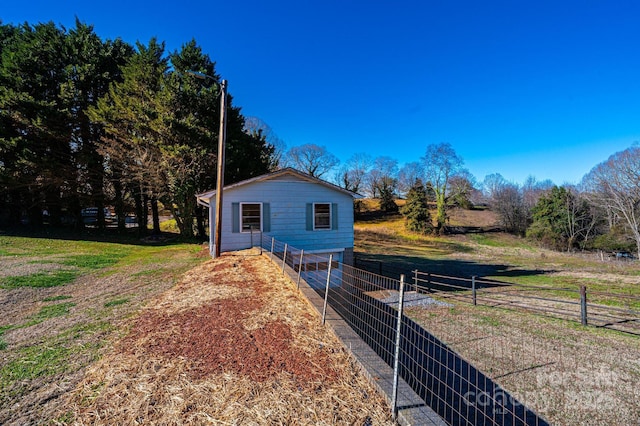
195;168;363;207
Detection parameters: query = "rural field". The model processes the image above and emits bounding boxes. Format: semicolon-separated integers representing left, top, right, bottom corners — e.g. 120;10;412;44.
3;205;640;425
354;206;640;425
0;231;391;425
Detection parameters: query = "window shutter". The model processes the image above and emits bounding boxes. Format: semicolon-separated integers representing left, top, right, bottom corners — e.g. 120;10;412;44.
332;203;338;230
262;203;270;232
306;203;313;231
232;203;240;233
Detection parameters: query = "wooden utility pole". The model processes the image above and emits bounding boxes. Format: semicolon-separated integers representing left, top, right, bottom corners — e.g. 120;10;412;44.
213;80;228;258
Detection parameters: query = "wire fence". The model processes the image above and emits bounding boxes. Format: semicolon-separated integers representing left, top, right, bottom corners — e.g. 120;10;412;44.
258;234;549;426
410;271;640;334
353;255;640;425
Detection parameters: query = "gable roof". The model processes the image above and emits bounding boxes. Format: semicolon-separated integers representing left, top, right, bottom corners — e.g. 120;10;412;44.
196;167;362;206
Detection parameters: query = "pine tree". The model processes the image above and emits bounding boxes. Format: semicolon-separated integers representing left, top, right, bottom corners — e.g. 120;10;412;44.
379;184;399;213
88;38;170;235
401;179;433;234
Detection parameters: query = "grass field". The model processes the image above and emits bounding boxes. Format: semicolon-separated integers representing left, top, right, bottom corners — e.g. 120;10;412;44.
0;230;392;425
0;232;206;424
354;204;640;425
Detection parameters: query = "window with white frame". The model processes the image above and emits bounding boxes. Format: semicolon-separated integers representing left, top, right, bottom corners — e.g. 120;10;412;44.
314;203;331;230
241;203;261;232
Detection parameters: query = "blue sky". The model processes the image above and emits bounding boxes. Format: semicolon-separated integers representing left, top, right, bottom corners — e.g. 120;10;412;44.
3;0;640;185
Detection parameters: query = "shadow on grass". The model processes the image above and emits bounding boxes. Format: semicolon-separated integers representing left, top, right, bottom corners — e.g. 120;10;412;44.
354;251;552;287
0;225;204;247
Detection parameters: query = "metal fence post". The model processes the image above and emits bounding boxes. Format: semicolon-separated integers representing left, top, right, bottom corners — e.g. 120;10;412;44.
472;275;477;306
321;254;333;324
427;272;431;292
391;274;406;420
282;243;288;274
297;249;304;289
270;237;275;261
580;285;588;326
413;269;418;292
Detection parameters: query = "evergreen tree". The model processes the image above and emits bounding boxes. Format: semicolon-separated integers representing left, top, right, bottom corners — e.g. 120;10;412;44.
164;40;274;237
0;22;70;226
61;20;132;228
89;38;170;235
1;21;275;235
527;186;595;251
401;179;433;234
379;184;399;213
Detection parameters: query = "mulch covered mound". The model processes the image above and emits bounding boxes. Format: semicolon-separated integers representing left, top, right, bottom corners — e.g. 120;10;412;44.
67;251;393;425
123;276;338;383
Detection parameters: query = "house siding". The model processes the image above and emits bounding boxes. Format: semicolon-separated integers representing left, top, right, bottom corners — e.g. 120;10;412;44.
209;176;354;257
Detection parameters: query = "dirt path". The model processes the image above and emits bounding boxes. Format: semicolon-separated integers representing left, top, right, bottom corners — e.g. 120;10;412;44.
64;252;392;424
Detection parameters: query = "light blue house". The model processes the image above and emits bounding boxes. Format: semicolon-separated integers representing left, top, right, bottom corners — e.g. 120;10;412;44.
195;168;361;265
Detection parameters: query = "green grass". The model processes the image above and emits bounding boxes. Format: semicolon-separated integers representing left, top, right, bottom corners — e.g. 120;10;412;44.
34;302;76;321
0;270;79;289
478;315;503;327
21;302;77;328
104;298;129;308
0;233;206;418
60;253;126;269
0;326;11;351
0;344;71;387
0;320;114;395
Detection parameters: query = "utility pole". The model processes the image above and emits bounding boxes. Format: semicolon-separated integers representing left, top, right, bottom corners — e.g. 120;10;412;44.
213;79;228;258
186;70;228;258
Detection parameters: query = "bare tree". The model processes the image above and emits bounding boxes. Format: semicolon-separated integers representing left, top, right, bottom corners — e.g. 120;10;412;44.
422;142;464;233
563;186;601;250
244;116;286;170
365;156;398;198
449;170;478;208
583;146;640;257
286;144;339;178
492;182;529;234
522;175;554;211
397;162;424;197
482;173;508;201
335;153;372;193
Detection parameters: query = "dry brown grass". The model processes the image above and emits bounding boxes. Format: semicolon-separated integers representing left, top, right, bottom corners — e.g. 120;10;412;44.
65;252;393;425
406;302;640;426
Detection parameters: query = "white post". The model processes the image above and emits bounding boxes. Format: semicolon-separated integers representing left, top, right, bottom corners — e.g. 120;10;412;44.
322;254;334;324
297;249;304;289
282;243;288;274
209;200;215;257
391;274;406;420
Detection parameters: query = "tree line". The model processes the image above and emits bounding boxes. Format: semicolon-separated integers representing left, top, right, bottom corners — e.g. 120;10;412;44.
2;21;638;256
281;141;640;257
0;20;273;237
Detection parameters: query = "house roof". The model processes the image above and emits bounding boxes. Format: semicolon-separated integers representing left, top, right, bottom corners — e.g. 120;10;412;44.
196;167;362;207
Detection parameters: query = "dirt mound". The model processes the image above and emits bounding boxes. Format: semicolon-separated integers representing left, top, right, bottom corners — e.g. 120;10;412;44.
67;252;392;424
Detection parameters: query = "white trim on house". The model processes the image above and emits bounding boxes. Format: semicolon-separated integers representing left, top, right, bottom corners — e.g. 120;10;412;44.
240;202;262;233
195;167;362;207
313;202;332;231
